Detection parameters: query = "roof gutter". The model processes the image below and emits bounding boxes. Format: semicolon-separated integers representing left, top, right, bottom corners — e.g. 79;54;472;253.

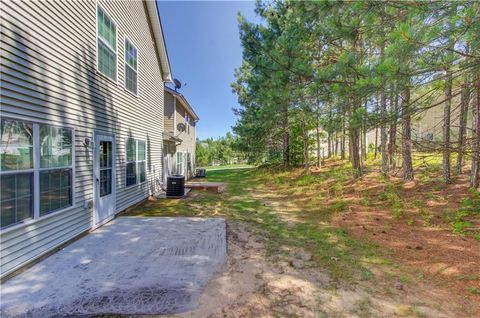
145;0;173;83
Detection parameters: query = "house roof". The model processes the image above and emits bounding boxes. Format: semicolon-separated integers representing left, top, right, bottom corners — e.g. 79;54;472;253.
165;86;200;121
145;1;172;83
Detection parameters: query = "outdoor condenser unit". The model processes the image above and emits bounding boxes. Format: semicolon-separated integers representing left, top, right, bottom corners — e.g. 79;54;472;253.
166;175;185;198
196;168;206;178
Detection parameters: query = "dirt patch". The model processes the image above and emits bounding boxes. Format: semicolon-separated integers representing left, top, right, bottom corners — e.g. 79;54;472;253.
174;222;458;318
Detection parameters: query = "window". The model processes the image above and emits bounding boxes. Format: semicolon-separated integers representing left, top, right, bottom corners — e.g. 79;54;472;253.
1;119;73;229
186;152;191;175
97;4;117;81
124;38;138;95
99;141;113;197
125;138;146;187
185;114;190;134
176;152;183;175
39;125;73;216
1;119;33;228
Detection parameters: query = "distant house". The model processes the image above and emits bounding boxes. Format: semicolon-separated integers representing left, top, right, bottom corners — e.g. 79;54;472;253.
1;0;172;278
310;94;473;161
163;87;199;181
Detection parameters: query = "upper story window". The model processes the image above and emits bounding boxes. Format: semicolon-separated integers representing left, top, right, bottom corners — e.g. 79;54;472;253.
125;138;146;187
185;114;190;134
97;4;117;81
125;38;138;95
1;119;74;229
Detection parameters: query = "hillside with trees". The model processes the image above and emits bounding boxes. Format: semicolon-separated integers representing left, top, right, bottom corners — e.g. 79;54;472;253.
232;0;480;188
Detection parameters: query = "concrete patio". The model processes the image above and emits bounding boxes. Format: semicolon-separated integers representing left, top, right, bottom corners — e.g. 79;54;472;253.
0;217;227;317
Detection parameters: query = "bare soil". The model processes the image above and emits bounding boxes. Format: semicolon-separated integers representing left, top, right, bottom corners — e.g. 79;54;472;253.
172;222;467;318
333;171;480;314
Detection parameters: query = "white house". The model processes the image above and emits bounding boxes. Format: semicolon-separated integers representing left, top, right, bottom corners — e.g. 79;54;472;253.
1;0;172;278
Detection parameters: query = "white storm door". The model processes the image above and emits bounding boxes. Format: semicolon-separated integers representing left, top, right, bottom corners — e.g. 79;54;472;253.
93;134;116;227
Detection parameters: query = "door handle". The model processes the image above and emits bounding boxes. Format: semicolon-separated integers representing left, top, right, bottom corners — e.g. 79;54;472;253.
96;178;100;184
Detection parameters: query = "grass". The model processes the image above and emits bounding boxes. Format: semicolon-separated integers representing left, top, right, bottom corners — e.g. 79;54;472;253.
452;189;480;237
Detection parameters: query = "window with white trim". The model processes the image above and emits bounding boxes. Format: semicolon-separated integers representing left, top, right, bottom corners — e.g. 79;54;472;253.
185;114;190;134
186;152;191;175
39;125;73;216
124;38;138;95
1;119;73;229
97;4;117;81
176;152;183;175
125;138;146;187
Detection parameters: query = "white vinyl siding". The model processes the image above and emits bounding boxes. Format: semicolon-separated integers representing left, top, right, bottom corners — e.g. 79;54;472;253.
1;0;166;278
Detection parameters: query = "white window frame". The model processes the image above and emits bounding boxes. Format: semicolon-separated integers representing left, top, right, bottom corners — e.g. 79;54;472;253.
0;117;76;233
124;36;139;96
96;2;118;83
125;138;146;187
185;114;190;134
186;151;192;176
176;151;183;175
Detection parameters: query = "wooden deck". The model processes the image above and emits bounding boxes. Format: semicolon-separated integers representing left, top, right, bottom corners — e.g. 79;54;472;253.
185;182;227;193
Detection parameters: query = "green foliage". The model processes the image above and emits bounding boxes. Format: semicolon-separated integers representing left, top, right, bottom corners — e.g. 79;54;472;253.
196;132;246;166
231;0;480;183
451;189;480;235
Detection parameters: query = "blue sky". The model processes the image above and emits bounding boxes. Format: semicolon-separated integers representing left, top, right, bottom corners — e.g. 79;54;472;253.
157;1;258;140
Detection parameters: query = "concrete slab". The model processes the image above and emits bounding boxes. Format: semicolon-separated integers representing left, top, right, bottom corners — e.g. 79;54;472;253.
0;217;227;317
185;182;227;193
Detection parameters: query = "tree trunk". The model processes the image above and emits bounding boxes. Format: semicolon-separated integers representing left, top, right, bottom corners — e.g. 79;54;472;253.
341;110;346;160
327;131;332;159
379;11;388;175
389;84;398;171
350;100;362;177
362;100;367;162
381;90;388;175
351;128;362;177
470;77;480;188
335;132;339;157
401;84;414;181
456;75;470;174
316;115;321;168
443;67;453;183
374;96;379;160
302;119;309;170
282;105;289;167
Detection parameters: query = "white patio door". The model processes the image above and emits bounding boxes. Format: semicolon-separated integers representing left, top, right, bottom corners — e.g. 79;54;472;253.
93;134;116;227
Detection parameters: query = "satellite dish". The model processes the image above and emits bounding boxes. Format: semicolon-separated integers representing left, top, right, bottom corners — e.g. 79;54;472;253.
177;123;186;132
173;78;182;91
